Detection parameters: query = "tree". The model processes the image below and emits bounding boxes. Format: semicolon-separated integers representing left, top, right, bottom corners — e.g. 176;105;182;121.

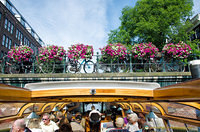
107;28;132;45
110;0;193;49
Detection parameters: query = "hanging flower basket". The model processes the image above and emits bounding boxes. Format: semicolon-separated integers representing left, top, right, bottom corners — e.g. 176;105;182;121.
8;45;34;63
100;43;128;63
162;41;192;59
67;44;93;60
38;45;66;63
131;42;159;59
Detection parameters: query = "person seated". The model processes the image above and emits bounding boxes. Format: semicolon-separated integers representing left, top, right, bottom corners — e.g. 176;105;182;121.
108;117;129;132
142;123;154;132
89;106;101;132
40;113;59;132
56;111;64;125
11;119;31;132
125;113;140;132
27;118;42;132
56;118;73;132
70;113;85;132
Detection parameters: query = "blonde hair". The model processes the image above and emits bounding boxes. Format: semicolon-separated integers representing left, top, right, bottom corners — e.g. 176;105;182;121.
57;111;64;119
27;118;41;129
128;113;138;123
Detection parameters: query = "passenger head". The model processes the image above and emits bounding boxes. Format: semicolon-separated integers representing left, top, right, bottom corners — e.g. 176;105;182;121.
49;114;57;122
57;111;64;120
58;118;69;128
128;113;138;124
42;113;51;125
12;119;26;132
67;113;73;123
91;105;95;110
27;118;41;129
115;117;124;128
75;114;82;123
59;123;73;132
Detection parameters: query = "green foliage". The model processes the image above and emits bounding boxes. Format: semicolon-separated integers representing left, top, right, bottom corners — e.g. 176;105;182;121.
109;0;193;49
187;39;200;58
107;28;131;45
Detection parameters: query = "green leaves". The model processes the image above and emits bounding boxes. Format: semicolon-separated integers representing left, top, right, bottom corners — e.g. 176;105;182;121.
109;0;194;49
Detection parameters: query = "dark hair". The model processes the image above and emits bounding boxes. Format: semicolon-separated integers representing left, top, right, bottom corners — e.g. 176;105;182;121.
59;123;72;132
75;115;82;121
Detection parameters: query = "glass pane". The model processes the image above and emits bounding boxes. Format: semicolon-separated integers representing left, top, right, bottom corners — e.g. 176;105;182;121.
0;103;26;117
152;106;161;114
133;104;142;112
169;120;198;132
167;103;197;119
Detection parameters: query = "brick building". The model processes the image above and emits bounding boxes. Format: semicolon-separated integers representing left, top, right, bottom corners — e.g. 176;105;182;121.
0;0;44;59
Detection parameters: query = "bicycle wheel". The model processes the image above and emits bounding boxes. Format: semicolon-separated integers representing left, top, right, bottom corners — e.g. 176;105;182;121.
9;65;20;74
84;60;95;73
67;61;81;73
40;62;55;73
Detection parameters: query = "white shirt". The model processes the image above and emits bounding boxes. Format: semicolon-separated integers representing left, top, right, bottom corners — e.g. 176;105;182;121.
30;128;42;132
40;120;59;132
125;122;140;132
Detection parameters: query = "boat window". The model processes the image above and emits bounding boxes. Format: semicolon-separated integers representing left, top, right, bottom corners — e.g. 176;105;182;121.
44;104;54;113
23;103;45;114
163;102;198;120
0;103;25;117
169;120;198;131
133;104;142;112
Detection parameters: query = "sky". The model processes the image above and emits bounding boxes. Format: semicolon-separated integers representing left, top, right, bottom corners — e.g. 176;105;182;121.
11;0;200;53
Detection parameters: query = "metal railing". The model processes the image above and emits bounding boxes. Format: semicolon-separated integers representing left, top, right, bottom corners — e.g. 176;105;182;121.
0;53;198;74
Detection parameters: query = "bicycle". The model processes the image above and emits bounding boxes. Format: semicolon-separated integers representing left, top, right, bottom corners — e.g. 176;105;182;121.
36;56;55;74
164;59;185;72
67;58;95;73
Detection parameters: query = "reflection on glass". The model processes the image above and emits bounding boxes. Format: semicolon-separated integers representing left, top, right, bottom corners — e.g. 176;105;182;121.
169;120;198;131
0;103;25;117
167;103;197;119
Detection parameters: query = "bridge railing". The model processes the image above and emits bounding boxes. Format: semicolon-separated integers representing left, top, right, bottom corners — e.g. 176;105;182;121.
0;53;198;74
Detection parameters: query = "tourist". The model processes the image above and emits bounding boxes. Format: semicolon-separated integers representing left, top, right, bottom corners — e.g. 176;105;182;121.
108;117;129;132
27;118;42;132
40;113;59;132
125;113;140;132
11;119;31;132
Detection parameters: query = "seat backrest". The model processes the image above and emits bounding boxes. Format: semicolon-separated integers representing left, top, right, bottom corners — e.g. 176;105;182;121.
90;113;100;122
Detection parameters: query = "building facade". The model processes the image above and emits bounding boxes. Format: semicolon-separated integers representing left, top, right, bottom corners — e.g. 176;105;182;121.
190;13;200;41
0;0;45;59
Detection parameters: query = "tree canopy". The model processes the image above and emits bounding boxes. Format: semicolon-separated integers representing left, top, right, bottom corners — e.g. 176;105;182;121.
108;0;193;49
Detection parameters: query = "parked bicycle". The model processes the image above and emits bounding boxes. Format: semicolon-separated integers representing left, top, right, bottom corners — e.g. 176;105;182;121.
67;58;95;73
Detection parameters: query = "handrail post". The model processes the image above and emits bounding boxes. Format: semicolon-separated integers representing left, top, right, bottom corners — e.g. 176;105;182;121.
129;54;133;73
96;52;99;73
32;56;35;73
63;55;66;73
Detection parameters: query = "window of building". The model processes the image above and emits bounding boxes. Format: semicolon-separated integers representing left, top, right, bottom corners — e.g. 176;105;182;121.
4;18;8;29
8;21;11;32
196;27;200;39
18;31;21;41
9;39;12;49
2;35;6;46
16;29;18;38
6;0;13;11
5;37;9;48
11;24;14;34
20;33;23;44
